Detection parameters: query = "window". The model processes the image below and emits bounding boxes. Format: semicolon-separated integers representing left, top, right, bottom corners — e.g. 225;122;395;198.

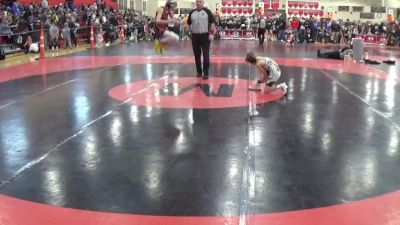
360;12;374;19
370;6;386;13
352;6;363;12
338;6;349;12
143;0;147;13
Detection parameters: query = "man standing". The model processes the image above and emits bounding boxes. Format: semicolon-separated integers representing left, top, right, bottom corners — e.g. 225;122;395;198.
187;0;216;80
258;16;267;44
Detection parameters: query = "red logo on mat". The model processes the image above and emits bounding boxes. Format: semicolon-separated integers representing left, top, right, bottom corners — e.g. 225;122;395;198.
109;77;284;109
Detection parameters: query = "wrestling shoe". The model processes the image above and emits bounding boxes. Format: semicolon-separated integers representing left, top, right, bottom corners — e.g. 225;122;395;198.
154;40;161;54
159;42;166;54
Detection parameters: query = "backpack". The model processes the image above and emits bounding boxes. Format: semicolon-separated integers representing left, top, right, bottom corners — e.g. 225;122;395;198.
259;18;267;29
0;47;5;60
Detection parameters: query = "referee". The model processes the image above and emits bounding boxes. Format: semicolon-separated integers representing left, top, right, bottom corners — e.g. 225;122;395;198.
187;0;216;80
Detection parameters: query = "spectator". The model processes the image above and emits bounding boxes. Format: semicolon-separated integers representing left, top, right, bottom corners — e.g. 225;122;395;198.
0;18;13;36
42;0;49;9
68;17;78;47
49;20;59;51
62;21;72;48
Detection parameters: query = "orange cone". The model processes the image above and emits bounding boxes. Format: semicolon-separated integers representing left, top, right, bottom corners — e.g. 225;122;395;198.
39;24;45;58
90;23;95;48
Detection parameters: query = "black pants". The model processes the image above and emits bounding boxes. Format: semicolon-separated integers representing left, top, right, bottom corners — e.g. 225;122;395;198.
71;33;77;47
258;28;265;44
49;37;59;48
191;33;211;76
278;29;286;41
317;49;341;59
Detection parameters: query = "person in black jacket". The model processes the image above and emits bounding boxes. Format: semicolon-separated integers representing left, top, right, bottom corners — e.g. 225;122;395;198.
275;16;286;41
68;18;78;47
258;16;267;44
317;45;352;60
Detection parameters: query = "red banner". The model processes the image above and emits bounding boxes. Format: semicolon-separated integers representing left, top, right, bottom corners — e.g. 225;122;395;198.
354;34;363;39
288;9;293;15
222;0;227;6
314;1;319;8
248;7;253;14
299;1;304;8
288;1;293;8
265;0;270;9
222;7;227;14
232;7;238;14
232;0;237;6
238;7;243;14
248;0;253;6
218;29;256;39
377;36;387;44
272;0;279;10
293;1;299;8
227;7;232;13
309;1;314;8
227;0;232;6
319;10;323;16
237;0;243;6
304;9;309;16
304;1;309;8
299;9;304;15
364;35;377;43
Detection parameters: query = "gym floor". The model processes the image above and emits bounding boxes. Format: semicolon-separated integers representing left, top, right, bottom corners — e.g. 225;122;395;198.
0;40;400;225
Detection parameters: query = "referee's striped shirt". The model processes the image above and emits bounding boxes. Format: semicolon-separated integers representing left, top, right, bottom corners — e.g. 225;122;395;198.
187;7;215;34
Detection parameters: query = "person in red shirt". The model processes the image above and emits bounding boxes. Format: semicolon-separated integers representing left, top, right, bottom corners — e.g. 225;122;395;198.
154;0;180;54
289;17;300;45
291;17;300;30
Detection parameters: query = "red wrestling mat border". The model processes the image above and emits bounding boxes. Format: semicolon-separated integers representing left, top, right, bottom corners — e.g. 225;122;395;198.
0;56;397;83
0;191;399;225
1;55;400;224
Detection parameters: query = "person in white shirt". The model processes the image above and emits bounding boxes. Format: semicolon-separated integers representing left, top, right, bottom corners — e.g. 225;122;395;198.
245;52;288;94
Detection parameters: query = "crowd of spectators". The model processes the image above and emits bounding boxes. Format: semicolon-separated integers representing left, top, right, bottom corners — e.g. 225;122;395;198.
215;15;400;46
0;0;156;53
2;0;400;56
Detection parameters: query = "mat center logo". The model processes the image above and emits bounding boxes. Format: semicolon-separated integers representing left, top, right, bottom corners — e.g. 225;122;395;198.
109;77;284;109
